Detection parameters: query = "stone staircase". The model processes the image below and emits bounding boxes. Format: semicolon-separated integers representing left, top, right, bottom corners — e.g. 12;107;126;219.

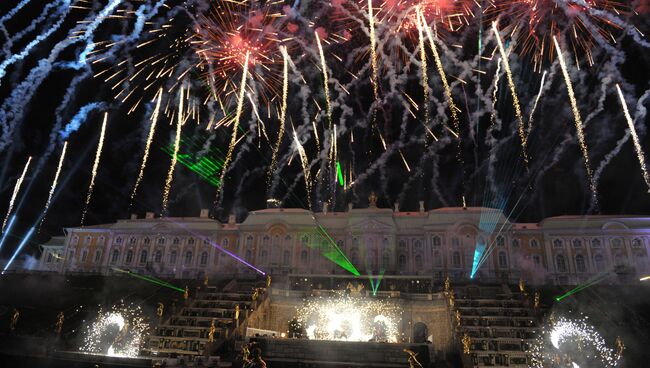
449;284;541;368
143;279;265;360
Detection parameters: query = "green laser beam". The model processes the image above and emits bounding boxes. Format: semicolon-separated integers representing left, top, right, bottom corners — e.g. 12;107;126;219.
336;161;344;187
317;225;360;276
554;272;610;301
368;270;384;295
161;135;225;187
113;268;185;293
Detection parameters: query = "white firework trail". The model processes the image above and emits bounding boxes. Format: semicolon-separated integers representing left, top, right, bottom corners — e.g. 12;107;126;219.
528;70;547;138
40;141;68;228
416;9;430;130
217;51;250;202
81;113;108;226
616;84;650;192
268;47;289;185
293;129;312;207
367;0;379;102
130;88;162;206
315;32;332;129
2;156;32;232
492;22;528;167
553;36;598;203
162;85;184;215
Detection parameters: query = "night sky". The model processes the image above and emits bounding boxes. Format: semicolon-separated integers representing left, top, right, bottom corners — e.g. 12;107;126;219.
0;0;649;260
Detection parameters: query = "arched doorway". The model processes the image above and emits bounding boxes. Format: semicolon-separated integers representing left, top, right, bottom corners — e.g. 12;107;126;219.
413;322;428;343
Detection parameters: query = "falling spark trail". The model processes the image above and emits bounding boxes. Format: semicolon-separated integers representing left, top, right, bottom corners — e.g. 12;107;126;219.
315;32;332;128
553;36;597;202
421;10;460;135
162;86;183;215
616;84;650;192
40;141;68;228
81;113;107;226
399;150;411;172
217;51;250;202
492;22;528;167
268;47;289;185
528;70;547;138
416;10;430;128
490;58;502;127
367;0;379;102
293;130;311;208
130;88;162;205
2;156;31;232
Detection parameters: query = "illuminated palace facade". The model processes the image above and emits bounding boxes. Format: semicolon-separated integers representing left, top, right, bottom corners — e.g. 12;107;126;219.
38;200;650;285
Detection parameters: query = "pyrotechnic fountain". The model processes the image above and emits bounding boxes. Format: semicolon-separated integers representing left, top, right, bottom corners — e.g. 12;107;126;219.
80;303;149;358
295;294;402;343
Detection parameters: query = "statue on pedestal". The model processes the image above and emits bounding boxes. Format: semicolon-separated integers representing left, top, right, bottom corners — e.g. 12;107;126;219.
534;291;540;309
266;275;271;288
10;309;19;331
462;333;471;354
616;336;625;360
204;275;209;287
369;192;378;207
444;276;451;294
208;319;216;343
157;302;164;322
183;286;189;300
235;304;240;320
55;312;64;335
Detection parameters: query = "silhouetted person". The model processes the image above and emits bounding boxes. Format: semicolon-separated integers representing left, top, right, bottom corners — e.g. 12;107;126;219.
245;347;267;368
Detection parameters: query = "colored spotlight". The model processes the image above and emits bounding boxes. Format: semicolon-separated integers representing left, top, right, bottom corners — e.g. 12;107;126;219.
640;276;650;281
2;226;35;274
0;215;17;252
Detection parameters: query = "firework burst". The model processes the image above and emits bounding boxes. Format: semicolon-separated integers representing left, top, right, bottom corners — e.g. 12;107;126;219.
80;303;149;358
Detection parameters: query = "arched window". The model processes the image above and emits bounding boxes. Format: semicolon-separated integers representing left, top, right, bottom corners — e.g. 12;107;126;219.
382;238;389;247
398;254;407;269
575;254;586;272
94;250;101;263
154;251;162;263
591;239;601;248
382;253;390;268
532;255;541;267
553;239;563;248
185;251;193;265
632;238;643;248
157;238;165;245
262;236;270;247
415;254;423;268
200;252;208;265
115;237;122;244
139;250;148;264
111;250;119;264
556;255;567;273
611;238;622;248
245;250;252;261
203;237;211;245
169;251;177;265
432;236;441;248
300;250;308;262
529;239;539;248
496;236;505;247
301;235;309;246
399;240;406;249
80;250;88;262
434;251;442;267
594;254;605;271
246;235;254;247
285;235;293;246
98;236;105;246
414;240;422;250
222;238;229;247
452;237;460;247
511;239;520;248
129;237;137;245
173;238;180;245
573;239;583;248
188;238;195;245
614;253;625;266
283;250;290;265
452;252;461;267
498;251;508;268
47;253;53;263
337;240;344;249
125;250;133;264
144;237;151;245
72;236;79;245
273;235;280;246
84;236;92;245
260;250;268;262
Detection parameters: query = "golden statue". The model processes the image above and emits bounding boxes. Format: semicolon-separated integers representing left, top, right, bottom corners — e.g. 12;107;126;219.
252;288;259;301
518;278;526;294
347;282;365;297
455;310;462;327
235;304;240;320
449;291;455;308
208;319;216;342
183;286;189;300
403;348;423;368
444;276;451;293
462;333;471;354
534;291;540;309
242;344;251;364
55;312;64;335
266;274;272;288
616;336;625;359
369;192;378;207
157;302;164;319
10;309;19;331
204;275;209;287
